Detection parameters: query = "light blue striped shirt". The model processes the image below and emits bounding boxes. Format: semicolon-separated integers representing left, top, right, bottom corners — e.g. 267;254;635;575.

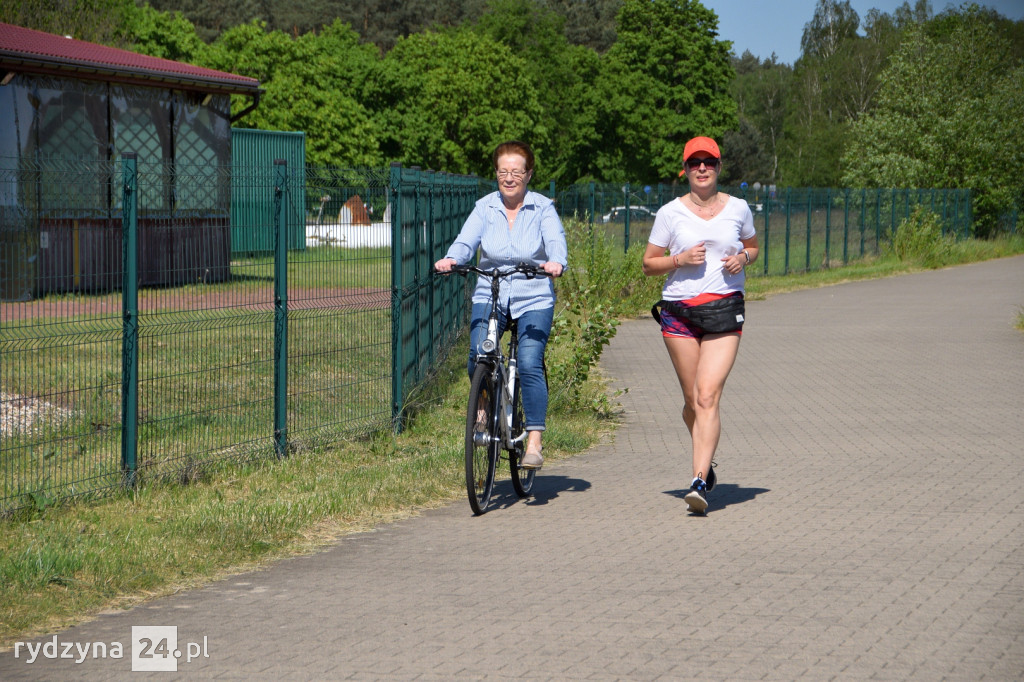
445;190;568;318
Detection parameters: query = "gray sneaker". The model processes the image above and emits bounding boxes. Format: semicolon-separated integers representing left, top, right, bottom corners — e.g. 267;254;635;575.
684;478;708;515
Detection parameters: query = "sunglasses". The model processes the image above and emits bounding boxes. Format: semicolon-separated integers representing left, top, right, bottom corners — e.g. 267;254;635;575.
685;157;719;170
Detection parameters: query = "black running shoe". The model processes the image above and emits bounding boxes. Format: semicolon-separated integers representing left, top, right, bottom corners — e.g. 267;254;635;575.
706;464;717;492
684;479;708;515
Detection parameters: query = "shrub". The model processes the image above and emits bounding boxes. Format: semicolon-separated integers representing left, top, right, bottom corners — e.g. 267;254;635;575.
886;207;955;268
546;217;664;414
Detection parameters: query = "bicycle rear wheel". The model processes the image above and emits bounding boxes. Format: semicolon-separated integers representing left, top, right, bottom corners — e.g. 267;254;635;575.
508;377;535;497
466;364;499;515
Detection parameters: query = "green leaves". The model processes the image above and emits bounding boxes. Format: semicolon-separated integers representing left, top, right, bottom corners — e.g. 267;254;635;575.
371;29;545;176
596;0;737;182
127;4;206;63
201;19;383;167
841;13;1024;235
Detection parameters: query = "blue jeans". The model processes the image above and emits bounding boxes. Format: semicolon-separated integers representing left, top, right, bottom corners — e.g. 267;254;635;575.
468;303;554;432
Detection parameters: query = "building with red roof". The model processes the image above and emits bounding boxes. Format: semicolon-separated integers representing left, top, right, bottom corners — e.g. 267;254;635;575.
0;22;263;300
1;21;260;162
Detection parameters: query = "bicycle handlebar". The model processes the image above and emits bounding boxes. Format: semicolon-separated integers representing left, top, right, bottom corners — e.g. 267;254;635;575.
433;262;557;279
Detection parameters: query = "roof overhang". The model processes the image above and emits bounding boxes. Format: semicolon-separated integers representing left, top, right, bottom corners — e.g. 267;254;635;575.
0;22;261;96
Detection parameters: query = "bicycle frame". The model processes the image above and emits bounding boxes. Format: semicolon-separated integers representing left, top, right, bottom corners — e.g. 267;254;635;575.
475;289;523;453
472;321;522;451
436;262;552;514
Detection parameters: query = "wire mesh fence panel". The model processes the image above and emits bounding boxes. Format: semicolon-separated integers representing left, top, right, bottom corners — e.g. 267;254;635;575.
128;159;276;484
1;156;416;514
1;156;125;511
550;181;972;277
286;166;393;449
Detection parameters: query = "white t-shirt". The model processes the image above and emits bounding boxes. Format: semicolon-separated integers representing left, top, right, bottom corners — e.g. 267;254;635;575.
648;195;756;300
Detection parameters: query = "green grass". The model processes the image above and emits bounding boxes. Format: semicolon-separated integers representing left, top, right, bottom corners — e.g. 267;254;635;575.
2;250;392;511
1;230;1021;650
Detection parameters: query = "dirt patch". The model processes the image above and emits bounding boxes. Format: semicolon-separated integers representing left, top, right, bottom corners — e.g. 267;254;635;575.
1;391;74;437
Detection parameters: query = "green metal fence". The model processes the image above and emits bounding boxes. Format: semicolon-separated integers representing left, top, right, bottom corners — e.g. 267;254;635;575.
555;182;974;274
1;154;458;514
388;164;490;428
0;152;985;514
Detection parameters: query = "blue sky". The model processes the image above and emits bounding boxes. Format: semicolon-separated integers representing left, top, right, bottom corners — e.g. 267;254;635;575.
701;1;1024;65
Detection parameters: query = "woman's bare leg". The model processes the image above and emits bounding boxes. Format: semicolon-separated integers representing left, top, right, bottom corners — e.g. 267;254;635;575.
664;333;741;480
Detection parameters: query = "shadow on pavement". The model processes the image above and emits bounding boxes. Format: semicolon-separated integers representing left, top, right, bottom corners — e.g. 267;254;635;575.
664;483;770;513
467;475;593;514
525;474;593;506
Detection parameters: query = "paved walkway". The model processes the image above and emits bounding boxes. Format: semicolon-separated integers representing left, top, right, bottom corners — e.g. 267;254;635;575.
2;257;1023;680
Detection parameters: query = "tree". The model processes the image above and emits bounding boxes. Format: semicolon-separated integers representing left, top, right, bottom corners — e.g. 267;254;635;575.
368;29;546;176
841;12;1024;235
204;20;384;167
128;4;207;63
1;0;136;46
595;0;736;182
721;118;773;186
471;0;592;183
800;0;860;61
544;0;622;52
777;65;846;187
728;52;790;183
779;0;907;186
144;0;265;43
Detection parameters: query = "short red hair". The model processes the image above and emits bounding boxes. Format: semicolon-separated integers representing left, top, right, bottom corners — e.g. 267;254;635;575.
493;141;535;172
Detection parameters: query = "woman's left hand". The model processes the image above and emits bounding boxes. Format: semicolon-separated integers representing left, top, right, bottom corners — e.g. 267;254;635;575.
541;262;564;277
721;254;744;275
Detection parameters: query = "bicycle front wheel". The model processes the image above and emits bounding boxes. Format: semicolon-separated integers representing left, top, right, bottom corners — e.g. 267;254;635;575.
466;364;499;515
508;376;535;497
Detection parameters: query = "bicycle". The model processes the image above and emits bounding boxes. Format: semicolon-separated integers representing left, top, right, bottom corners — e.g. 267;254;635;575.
436;262;554;515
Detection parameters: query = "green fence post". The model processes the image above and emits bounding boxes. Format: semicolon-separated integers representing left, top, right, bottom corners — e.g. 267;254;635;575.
859;188;866;257
588;181;596;225
120;153;139;487
965;190;972;239
825;188;832;268
784;187;792;275
875;188;882;250
419;169;434;382
762;191;770;276
389;162;404;430
624;183;631;253
273;159;288;458
805;189;812;271
890;188;897;238
942;189;949;235
842;188;850;265
588;181;596;262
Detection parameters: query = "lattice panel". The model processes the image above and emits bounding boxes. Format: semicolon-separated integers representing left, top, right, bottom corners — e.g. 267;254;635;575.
111;85;171;213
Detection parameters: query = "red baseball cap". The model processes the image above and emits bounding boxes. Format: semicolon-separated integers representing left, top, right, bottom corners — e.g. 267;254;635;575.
679;136;721;176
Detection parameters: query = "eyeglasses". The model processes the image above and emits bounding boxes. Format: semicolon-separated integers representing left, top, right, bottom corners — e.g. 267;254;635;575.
685;157;719;170
496;169;529;180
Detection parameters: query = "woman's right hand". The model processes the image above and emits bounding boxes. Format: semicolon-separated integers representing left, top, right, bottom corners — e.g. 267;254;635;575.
434;257;456;272
679;242;706;266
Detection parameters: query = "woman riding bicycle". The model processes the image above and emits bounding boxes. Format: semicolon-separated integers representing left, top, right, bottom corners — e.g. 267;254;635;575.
434;140;567;470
